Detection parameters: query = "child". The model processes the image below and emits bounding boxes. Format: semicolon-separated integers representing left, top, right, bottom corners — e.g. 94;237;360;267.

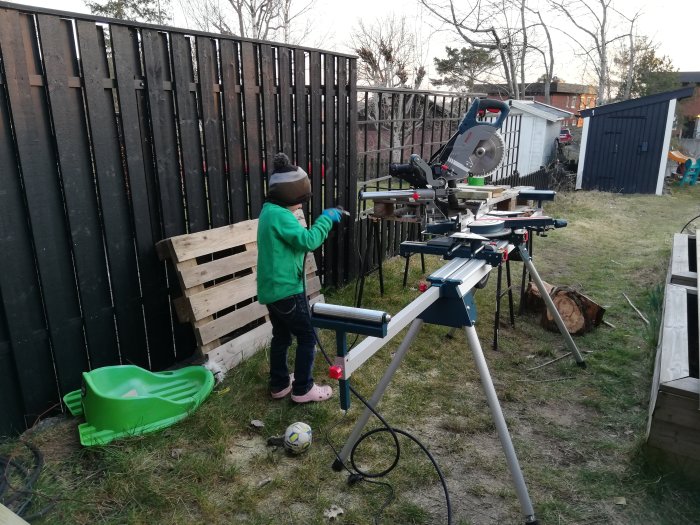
256;153;343;403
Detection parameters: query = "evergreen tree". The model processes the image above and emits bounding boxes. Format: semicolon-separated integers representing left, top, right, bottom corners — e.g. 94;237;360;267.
86;0;171;24
431;47;498;92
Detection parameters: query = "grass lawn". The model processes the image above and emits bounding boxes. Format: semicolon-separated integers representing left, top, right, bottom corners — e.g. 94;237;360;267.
3;185;700;524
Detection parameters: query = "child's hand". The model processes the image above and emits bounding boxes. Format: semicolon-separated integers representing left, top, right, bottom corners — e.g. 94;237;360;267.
321;208;343;223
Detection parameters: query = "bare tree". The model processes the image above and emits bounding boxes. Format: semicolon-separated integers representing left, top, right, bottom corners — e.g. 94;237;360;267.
351;15;427;161
178;0;315;43
527;8;555;103
420;0;530;99
549;0;639;104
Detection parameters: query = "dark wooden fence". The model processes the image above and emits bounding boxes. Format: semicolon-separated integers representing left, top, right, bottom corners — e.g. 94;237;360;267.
0;2;356;434
0;3;532;436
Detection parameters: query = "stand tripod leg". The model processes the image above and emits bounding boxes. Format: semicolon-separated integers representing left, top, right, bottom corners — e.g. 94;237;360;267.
356;220;374;308
463;326;538;525
517;243;586;367
332;319;424;470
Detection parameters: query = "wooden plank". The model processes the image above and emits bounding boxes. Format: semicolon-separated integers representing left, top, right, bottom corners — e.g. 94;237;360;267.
323;54;337;285
196;35;227;227
197;301;269;346
347;58;359;279
647;418;700;461
260;43;278;178
308;51;323;221
161;219;258;262
0;502;30;525
77;20;147;368
178;248;258;289
220;39;248;222
277;47;294;155
0;10;85;406
336;57;348;283
171;34;207;232
240;41;264;218
207;322;272;372
39;15;119;370
294;49;308;185
0;11;57;426
112;24;173;369
187;273;258;321
660;376;700;397
659;284;690;384
653;390;700;431
672;234;697;286
143;29;185;238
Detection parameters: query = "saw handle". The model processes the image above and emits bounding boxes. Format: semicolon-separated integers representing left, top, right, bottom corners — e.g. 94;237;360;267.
458;98;510;133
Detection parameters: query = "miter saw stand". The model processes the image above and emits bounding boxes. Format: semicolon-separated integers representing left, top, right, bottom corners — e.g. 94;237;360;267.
311;223;584;525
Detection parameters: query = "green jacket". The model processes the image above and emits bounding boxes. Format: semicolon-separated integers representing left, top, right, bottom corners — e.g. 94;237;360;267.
256;202;332;304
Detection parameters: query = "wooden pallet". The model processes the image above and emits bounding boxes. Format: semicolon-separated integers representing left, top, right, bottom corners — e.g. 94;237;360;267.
156;211;323;373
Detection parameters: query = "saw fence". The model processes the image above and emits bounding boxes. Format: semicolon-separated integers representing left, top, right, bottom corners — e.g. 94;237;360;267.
156;211;324;373
647;232;700;464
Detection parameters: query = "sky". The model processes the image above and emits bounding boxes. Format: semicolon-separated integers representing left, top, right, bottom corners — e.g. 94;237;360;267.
4;0;699;86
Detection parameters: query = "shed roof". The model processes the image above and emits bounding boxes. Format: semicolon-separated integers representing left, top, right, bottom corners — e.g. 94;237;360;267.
580;87;694;118
680;71;700;84
508;100;573;122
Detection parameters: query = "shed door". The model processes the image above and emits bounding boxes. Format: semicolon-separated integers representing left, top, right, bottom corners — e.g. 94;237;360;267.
583;115;648;193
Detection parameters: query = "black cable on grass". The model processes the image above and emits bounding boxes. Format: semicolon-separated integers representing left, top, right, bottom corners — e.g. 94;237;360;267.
311;320;452;524
0;441;55;520
680;213;700;234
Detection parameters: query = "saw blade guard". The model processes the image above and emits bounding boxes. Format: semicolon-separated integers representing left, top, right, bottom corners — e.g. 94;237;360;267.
458;98;510;134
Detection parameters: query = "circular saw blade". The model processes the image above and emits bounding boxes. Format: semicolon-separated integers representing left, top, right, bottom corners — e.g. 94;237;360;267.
467;129;505;175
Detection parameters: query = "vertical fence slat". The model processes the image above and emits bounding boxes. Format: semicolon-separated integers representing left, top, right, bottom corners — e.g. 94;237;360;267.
0;9;58;423
323;54;337;285
336;58;348;282
171;34;207;232
111;24;173;370
39;15;119;371
220;39;247;222
347;60;358;279
1;11;86;405
260;43;278;177
143;29;185;238
293;49;308;184
196;36;227;227
241;41;263;217
77;20;148;366
278;47;293;155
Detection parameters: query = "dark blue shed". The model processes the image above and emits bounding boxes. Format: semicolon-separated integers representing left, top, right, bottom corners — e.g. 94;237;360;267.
576;87;694;194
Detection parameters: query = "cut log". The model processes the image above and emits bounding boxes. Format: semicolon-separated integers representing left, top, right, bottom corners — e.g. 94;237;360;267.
541;286;606;335
524;280;605;335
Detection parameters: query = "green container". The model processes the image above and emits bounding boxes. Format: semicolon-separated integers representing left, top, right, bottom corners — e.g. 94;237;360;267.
468;176;486;186
63;365;214;446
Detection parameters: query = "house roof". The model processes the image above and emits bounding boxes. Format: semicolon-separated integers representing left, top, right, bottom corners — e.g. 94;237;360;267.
579;87;695;118
680;71;700;84
508;100;573;122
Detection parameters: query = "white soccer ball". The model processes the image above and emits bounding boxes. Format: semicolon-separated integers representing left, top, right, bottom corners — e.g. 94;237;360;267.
284;421;312;455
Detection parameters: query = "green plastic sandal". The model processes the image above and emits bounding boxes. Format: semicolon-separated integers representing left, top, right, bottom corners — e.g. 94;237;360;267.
62;365;214;446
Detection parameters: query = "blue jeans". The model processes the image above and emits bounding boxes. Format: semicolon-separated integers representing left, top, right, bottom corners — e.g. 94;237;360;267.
266;293;316;396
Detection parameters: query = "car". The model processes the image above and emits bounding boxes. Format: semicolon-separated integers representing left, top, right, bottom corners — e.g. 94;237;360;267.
558;128;573;145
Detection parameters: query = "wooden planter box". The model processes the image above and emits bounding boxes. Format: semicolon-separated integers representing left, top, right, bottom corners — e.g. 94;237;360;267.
646;234;700;460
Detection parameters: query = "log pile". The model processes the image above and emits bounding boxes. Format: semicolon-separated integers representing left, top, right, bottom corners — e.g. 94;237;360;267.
524;281;605;335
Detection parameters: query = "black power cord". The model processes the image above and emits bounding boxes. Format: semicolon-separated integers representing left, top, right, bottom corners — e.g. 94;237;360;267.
308;304;453;524
0;440;55;521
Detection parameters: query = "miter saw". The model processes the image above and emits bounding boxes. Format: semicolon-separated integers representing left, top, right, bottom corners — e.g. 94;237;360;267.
361;98;510;220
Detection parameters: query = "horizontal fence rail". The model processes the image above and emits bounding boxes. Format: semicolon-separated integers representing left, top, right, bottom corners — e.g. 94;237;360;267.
0;2;355;433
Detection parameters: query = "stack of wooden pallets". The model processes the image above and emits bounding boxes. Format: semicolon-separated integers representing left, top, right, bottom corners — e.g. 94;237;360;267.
156;211;323;373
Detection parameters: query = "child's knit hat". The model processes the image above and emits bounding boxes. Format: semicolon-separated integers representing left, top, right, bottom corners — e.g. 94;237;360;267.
267;153;312;206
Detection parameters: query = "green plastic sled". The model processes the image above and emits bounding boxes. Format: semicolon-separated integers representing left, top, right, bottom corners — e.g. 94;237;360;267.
63;365;214;446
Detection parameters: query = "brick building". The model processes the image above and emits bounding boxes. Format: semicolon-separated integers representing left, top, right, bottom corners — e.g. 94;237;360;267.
474;82;597;127
678;72;700;138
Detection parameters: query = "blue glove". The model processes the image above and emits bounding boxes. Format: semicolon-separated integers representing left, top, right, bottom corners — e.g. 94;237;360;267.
322;208;343;223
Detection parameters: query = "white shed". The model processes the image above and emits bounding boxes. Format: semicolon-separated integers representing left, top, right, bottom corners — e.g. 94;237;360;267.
507;100;573;176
